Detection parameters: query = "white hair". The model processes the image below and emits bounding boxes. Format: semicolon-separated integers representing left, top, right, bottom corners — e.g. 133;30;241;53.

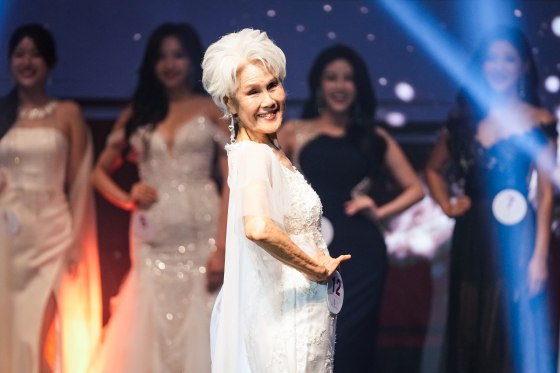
202;28;286;115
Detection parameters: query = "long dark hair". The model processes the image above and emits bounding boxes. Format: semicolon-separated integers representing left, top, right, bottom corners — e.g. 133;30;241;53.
0;23;57;139
448;26;540;162
125;23;205;140
301;44;383;174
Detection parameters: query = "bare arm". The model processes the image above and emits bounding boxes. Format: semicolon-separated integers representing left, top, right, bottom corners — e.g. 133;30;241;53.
244;215;350;283
425;130;471;217
62;101;89;188
528;141;555;294
91;107;157;210
58;101;91;273
206;137;230;292
374;128;424;219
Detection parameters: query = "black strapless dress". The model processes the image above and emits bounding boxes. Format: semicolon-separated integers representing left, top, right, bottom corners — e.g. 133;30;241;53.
299;134;388;373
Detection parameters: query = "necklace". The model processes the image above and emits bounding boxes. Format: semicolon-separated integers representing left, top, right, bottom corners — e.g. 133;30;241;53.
18;101;57;120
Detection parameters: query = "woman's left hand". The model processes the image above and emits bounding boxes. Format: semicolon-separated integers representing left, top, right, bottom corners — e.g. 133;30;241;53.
527;253;548;296
344;195;379;220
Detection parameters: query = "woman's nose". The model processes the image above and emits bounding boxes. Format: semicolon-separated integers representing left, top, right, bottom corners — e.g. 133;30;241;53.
261;91;276;108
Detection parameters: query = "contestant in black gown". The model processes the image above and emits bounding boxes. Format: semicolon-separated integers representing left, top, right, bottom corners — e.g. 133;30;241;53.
425;27;556;373
280;44;424;372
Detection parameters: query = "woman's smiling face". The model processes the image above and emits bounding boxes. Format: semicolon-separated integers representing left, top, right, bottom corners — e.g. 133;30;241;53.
227;61;286;141
483;39;525;96
320;58;356;115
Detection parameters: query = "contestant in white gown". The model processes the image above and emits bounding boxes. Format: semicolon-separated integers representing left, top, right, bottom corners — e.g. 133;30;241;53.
0;24;101;373
90;23;228;373
202;28;351;373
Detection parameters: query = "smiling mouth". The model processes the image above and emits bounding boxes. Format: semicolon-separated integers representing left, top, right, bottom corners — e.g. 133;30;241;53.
18;70;36;78
257;110;278;119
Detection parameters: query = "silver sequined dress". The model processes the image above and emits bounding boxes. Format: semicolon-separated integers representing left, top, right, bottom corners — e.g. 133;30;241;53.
95;116;227;373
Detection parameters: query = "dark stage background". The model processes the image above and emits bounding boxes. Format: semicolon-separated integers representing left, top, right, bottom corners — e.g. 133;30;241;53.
2;1;560;372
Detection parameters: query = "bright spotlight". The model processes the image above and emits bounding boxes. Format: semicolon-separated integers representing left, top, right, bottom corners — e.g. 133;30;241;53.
545;75;560;93
552;16;560;37
395;82;415;102
385;112;406;127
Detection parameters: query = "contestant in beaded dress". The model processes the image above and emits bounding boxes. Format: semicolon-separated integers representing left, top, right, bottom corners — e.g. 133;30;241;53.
93;116;227;372
90;23;229;373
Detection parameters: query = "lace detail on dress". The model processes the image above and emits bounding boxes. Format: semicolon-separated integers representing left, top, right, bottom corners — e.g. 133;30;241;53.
282;168;322;234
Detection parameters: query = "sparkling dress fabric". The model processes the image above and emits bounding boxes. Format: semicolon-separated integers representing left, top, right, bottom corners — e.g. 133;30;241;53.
211;141;335;373
295;131;388;373
0;114;102;373
93;116;226;373
443;123;555;373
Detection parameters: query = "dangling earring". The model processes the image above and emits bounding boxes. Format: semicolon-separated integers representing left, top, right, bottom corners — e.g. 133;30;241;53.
228;114;236;143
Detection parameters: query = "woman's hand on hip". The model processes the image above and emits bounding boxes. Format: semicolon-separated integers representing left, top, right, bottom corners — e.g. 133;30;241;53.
306;252;351;284
443;196;471;217
129;182;158;209
344;195;379;220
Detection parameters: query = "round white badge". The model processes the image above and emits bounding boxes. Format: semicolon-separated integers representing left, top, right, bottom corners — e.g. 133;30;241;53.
492;189;527;225
321;216;334;246
132;211;155;241
327;271;344;315
2;208;20;236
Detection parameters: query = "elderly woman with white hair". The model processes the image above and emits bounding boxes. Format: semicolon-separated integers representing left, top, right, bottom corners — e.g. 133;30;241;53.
202;28;351;372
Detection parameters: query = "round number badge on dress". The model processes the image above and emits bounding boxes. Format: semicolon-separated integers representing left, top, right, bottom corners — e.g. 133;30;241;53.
132;211;155;241
2;208;21;236
321;216;334;246
492;189;527;225
327;271;344;315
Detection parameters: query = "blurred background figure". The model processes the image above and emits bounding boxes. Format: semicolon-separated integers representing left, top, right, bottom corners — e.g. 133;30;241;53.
425;26;556;373
90;23;228;373
0;23;102;373
279;44;424;372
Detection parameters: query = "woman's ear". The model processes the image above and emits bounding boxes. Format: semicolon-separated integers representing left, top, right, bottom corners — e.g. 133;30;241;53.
224;96;237;116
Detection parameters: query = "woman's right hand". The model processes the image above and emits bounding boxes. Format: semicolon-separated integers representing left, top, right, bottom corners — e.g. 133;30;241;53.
306;252;351;284
128;182;158;210
443;196;471;217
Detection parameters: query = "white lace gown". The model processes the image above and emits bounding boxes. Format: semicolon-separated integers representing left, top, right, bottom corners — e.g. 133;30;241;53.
93;116;226;373
211;141;335;373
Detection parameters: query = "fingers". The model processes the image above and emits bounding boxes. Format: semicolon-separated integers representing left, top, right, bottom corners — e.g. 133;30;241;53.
527;270;547;296
335;254;351;264
528;277;544;296
131;183;158;207
325;254;351;277
446;196;471;217
344;196;375;217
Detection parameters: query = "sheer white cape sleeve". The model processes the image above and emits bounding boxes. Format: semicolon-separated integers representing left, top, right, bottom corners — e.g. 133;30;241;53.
211;141;289;372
